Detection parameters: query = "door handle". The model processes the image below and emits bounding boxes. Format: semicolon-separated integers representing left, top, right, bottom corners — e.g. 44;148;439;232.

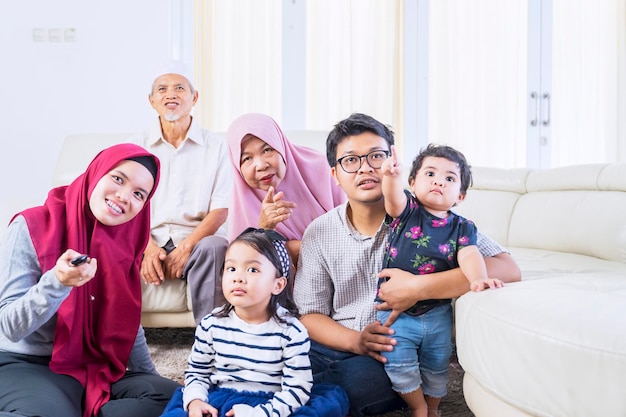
530;92;538;126
542;93;551;126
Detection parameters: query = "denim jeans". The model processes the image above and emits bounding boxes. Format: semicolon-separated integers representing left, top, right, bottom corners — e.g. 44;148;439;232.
309;341;406;417
377;303;453;398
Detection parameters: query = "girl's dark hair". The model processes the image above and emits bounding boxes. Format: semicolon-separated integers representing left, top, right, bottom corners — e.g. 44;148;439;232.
408;143;473;195
214;229;299;323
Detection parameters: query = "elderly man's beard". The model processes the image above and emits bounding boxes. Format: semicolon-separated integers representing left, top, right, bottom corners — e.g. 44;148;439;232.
163;112;180;122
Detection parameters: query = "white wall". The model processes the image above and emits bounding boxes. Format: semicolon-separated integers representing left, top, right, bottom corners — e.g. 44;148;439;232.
0;0;174;221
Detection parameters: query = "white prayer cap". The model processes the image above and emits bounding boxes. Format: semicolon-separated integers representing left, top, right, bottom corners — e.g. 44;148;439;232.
150;59;195;88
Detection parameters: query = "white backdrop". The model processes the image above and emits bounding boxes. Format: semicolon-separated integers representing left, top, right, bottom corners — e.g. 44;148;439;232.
0;0;172;215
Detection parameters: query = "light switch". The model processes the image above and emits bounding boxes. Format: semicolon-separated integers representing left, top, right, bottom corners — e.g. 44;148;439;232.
48;28;62;42
64;28;76;42
32;28;46;42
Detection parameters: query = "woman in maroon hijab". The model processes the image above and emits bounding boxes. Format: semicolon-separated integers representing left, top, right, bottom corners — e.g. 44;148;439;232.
0;143;179;417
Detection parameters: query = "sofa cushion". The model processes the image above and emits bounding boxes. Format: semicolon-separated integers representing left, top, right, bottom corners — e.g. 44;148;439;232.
455;163;626;417
524;163;608;192
453;166;529;248
508;190;626;262
509;247;626;281
471;167;529;194
456;264;626;417
455;189;520;247
141;279;190;313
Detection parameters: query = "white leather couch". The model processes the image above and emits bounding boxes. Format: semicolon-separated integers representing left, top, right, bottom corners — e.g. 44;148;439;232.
47;130;328;328
453;164;626;417
10;134;625;414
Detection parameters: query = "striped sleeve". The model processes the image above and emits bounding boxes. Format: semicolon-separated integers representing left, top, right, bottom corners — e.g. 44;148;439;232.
262;319;312;417
182;316;217;410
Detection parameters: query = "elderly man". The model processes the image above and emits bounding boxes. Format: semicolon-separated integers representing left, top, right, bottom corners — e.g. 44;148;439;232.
131;60;232;324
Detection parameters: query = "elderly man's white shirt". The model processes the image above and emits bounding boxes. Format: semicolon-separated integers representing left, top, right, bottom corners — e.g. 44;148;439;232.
131;118;232;246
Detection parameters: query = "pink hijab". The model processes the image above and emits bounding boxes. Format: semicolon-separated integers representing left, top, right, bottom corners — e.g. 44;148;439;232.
226;113;345;241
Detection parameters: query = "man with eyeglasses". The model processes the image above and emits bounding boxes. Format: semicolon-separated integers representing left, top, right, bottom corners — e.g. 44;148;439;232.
293;113;521;417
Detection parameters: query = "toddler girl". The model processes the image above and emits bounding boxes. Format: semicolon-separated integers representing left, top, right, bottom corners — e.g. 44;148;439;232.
161;228;348;417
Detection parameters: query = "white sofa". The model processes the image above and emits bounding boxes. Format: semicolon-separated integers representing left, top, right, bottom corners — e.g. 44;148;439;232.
453;164;626;417
9;133;626;414
47;130;328;328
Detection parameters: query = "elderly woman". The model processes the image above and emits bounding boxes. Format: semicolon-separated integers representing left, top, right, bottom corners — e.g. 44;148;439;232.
226;113;345;265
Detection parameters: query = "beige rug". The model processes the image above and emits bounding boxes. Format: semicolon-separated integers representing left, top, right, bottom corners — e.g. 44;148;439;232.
145;327;474;417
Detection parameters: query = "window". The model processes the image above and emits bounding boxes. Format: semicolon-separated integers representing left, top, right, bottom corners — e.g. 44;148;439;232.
191;0;626;167
193;0;402;142
425;0;626;168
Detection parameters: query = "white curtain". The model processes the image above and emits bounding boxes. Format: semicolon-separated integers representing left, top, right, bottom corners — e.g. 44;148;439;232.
194;0;625;167
550;0;626;166
304;0;402;134
193;0;402;138
428;0;626;168
193;0;282;131
429;0;530;168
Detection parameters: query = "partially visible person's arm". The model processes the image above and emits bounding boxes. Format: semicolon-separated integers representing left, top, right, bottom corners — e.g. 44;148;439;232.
183;320;216;413
127;325;158;374
376;233;521;324
376;267;470;318
458;245;504;291
0;217;73;343
295;211;398;363
381;145;406;218
164;208;228;279
477;232;521;282
458;245;488;285
178;208;228;251
141;237;167;284
300;313;395;364
484;252;521;283
300;313;360;353
260;319;312;417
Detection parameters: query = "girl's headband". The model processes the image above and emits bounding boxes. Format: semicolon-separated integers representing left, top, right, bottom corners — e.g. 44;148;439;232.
239;227;291;277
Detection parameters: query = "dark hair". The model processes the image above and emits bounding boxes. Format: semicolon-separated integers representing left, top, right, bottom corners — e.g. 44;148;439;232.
408;143;473;195
325;113;395;167
214;229;299;323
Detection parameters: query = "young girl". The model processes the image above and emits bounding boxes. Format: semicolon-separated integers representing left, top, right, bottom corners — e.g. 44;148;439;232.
0;143;180;417
378;144;504;417
161;228;348;417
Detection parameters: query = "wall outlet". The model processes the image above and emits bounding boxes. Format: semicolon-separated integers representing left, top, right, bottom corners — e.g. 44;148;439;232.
48;28;62;42
64;28;77;42
32;28;46;42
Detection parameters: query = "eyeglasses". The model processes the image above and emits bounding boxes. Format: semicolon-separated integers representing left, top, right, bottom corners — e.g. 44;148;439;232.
336;150;390;173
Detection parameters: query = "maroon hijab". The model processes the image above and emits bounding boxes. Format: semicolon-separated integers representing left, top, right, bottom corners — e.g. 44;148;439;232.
18;143;160;417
